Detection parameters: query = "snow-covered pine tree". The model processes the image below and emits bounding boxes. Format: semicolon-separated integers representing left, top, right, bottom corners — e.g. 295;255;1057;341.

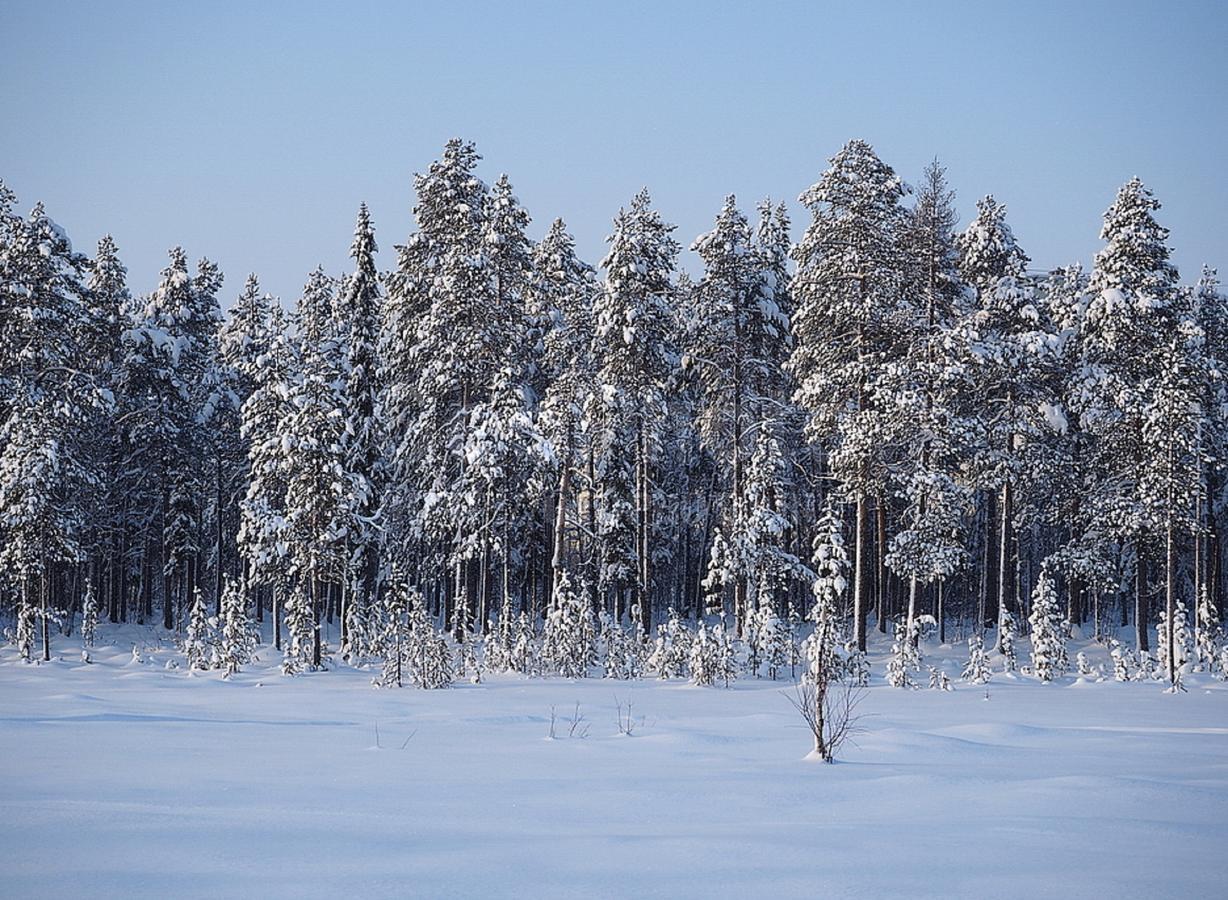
688;196;794;634
531;218;599;609
881;161;972;641
592;189;679;629
0;202;102;660
1138;285;1205;690
282;270;350;670
85;234;130;625
1080;178;1182;655
951;195;1043;647
788;140;911;652
237;301;294;650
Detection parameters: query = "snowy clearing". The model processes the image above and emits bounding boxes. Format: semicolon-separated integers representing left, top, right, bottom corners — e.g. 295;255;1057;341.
2;627;1227;899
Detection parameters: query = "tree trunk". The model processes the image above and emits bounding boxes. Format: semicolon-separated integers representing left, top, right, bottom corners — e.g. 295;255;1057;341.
312;578;322;668
996;481;1013;649
1135;544;1149;653
853;493;868;652
1166;514;1177;687
876;500;888;633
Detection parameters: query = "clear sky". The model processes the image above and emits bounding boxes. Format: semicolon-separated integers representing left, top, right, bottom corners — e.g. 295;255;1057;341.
2;0;1225;304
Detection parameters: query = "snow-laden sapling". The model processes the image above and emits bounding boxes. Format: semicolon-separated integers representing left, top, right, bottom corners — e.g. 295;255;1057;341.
755;605;790;681
600;613;643;680
999;610;1018;674
80;581;98;663
688;619;718;686
928;667;952;691
541;571;596;679
1156;599;1192;691
1109;639;1136;682
646;607;691;679
793;502;864;762
961;631;992;684
1195;587;1224;674
886;615;934;688
184;587;216;672
1027;572;1068;682
218;575;259;676
281;581;316;675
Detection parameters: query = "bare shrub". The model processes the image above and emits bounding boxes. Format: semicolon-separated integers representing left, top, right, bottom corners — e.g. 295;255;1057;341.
787;675;864;763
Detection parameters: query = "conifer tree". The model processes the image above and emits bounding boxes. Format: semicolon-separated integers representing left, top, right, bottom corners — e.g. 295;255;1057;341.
789;140;910;651
593;189;679;628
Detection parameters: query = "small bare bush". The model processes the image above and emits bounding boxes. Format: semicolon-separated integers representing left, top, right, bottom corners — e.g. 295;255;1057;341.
787;675;864;763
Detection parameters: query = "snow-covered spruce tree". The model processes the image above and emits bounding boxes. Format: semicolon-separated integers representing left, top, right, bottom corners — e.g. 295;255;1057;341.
80;581;98;661
507;610;540;678
647;607;691;679
217;574;258;676
592;189;679;629
460;363;545;631
961;631;992;684
1027;571;1069;683
788;140;911;651
184;587;215;671
541;570;597;679
335;204;385;654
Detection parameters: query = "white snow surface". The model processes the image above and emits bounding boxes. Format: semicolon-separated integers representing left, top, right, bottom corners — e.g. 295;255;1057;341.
2;625;1227;899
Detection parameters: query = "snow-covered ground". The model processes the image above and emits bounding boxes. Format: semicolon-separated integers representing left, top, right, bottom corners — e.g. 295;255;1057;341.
2;626;1226;899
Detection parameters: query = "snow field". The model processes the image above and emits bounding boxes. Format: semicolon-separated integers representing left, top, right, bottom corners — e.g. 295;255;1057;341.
1;626;1226;899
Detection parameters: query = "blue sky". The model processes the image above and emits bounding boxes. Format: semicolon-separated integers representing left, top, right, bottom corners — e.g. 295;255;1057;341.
2;0;1225;304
